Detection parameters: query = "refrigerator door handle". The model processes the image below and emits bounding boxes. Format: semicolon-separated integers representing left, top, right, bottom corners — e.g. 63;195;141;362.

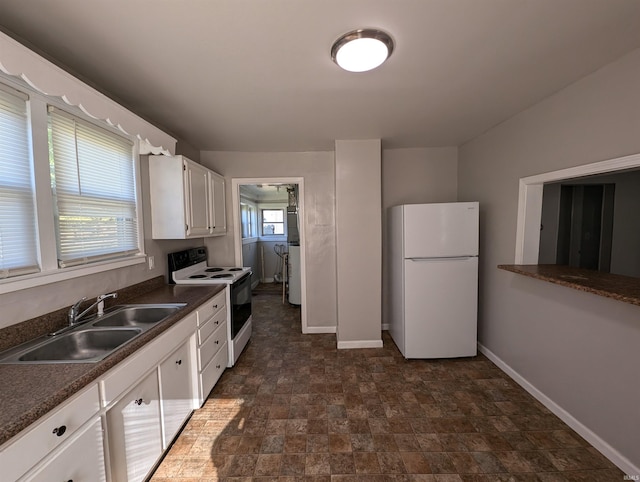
408;256;476;261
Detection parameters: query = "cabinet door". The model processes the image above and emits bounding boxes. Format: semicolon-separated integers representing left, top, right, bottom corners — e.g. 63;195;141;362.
106;370;162;482
159;340;193;448
26;418;106;482
184;159;211;237
210;172;226;235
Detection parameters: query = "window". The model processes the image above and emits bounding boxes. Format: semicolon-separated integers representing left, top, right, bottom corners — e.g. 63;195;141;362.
0;87;38;278
0;77;145;295
48;107;139;267
241;202;257;238
262;208;284;235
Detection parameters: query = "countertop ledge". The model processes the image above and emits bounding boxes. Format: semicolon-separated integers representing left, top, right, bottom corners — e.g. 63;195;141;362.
0;280;225;447
498;264;640;307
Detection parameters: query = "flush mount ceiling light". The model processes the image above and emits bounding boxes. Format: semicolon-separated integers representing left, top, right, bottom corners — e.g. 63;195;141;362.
331;28;394;72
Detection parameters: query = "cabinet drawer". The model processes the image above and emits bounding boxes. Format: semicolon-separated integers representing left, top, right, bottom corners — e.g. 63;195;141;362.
201;343;227;400
101;311;196;406
199;320;227;370
197;290;226;326
0;383;100;482
198;307;226;345
24;418;106;482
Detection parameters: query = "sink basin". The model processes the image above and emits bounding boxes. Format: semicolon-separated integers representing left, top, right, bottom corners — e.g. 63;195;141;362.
91;304;185;328
0;303;186;364
15;328;141;363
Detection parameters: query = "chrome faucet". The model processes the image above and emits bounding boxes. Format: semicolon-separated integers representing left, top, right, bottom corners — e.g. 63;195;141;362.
68;292;118;326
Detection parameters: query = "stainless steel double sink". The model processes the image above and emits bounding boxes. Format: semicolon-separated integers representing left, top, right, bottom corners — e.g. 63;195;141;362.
0;304;186;364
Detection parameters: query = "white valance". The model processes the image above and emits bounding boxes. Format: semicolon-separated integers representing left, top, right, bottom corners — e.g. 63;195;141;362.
0;32;176;155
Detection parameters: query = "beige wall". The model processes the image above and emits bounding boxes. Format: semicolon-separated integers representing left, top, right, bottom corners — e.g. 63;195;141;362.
381;147;458;326
199;150;337;330
335;140;382;347
0;155;202;330
458;47;640;471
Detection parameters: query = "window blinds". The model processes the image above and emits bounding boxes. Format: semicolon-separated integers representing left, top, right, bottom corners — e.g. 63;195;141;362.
0;88;39;278
48;107;139;267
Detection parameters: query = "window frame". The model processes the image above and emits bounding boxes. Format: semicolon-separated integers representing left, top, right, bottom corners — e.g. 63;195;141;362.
0;83;39;278
261;207;286;237
0;75;146;295
240;198;258;241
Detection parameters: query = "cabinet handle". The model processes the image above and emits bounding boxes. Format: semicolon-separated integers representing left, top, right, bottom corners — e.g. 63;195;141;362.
214;320;220;325
216;364;221;369
134;398;144;406
214;340;219;345
52;425;67;437
213;304;218;309
176;359;182;365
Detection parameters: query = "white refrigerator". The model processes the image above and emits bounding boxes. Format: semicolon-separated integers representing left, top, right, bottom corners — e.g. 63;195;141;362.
388;202;479;358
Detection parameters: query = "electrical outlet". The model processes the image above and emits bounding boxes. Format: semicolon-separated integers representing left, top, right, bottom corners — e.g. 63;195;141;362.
148;256;155;270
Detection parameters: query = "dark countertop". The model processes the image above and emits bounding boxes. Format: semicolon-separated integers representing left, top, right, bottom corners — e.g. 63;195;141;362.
0;281;225;447
498;264;640;306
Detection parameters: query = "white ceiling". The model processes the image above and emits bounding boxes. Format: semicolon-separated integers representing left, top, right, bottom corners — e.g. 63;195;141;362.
240;184;292;202
1;0;640;152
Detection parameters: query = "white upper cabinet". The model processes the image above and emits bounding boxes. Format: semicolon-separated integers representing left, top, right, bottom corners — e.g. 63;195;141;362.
149;155;227;239
185;160;211;237
210;171;226;235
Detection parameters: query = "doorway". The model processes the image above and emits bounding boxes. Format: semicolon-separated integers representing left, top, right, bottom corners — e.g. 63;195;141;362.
231;177;308;333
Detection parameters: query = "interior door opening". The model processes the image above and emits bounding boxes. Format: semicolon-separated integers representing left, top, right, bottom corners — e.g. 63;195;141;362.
231;177;308;333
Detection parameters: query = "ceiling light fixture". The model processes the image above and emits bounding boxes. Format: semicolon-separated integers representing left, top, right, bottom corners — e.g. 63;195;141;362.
331;28;394;73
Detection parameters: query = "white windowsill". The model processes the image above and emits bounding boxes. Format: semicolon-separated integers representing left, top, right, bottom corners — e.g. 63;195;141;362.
0;255;147;295
242;237;259;245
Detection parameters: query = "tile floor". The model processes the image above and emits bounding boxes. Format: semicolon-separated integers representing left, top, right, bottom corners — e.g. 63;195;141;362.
150;286;624;481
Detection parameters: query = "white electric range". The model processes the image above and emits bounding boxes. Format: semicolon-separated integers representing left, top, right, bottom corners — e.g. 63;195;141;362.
168;247;252;367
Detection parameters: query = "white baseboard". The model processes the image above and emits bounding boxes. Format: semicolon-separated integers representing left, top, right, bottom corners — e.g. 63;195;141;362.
381;323;390;331
478;343;639;477
337;339;384;349
262;277;274;283
304;326;336;334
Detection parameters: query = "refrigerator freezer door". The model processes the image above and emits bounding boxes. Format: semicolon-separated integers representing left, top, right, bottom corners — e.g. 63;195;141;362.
403;256;478;358
403;202;479;258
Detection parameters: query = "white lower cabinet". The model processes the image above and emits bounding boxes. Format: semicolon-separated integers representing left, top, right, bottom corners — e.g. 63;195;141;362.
195;289;228;405
106;370;162;482
159;339;193;447
0;384;102;482
201;341;228;401
25;418;106;482
3;292;229;482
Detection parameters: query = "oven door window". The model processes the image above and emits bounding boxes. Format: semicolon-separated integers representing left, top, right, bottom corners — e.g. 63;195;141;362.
231;273;252;338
